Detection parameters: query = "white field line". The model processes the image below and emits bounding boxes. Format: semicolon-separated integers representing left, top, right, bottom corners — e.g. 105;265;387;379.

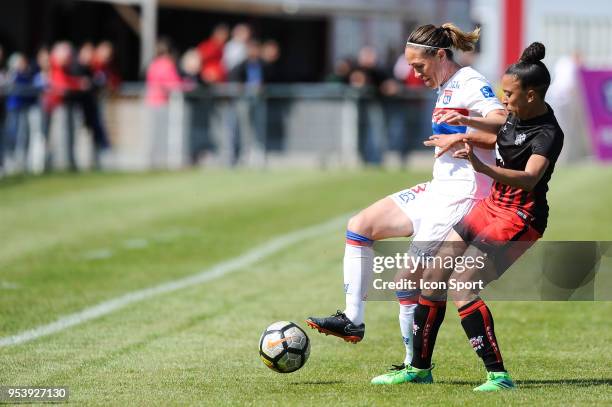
0;214;348;347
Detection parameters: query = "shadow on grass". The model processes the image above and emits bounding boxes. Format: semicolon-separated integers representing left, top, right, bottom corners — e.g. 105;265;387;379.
289;380;344;385
440;378;612;387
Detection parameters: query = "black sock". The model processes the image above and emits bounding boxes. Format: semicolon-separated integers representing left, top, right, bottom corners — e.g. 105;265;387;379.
459;299;505;372
410;296;446;369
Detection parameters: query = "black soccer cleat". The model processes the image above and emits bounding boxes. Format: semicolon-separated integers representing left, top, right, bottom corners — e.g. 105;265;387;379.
305;310;365;343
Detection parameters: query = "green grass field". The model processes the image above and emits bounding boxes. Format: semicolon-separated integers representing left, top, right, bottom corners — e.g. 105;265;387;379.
1;167;611;406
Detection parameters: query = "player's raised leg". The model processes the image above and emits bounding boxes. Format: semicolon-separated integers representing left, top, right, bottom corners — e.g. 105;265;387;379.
306;195;416;343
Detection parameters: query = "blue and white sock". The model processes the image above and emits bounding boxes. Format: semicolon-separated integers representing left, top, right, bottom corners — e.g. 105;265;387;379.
343;230;374;326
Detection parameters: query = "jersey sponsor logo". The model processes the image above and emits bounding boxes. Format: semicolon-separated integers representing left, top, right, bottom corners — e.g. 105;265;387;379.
398;184;427;203
480;85;495;98
443;89;453;104
410;184;427;194
515;133;527;145
398;191;416;203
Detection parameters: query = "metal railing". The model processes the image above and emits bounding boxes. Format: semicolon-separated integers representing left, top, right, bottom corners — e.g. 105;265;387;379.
0;83;437;173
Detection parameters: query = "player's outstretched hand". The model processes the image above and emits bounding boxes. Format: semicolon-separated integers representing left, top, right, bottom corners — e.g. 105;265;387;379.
453;140;487;172
433;109;470;126
424;134;463;158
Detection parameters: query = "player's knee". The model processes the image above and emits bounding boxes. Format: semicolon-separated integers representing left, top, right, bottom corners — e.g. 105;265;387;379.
347;213;372;238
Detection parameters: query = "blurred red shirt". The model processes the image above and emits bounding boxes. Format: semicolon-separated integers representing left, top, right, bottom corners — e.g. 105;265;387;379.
42;56;84;112
197;37;227;83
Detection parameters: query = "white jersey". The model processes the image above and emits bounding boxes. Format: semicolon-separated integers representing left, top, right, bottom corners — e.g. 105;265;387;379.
430;66;504;199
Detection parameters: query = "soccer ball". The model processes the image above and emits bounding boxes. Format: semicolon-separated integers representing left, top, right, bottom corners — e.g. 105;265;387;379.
259;321;310;373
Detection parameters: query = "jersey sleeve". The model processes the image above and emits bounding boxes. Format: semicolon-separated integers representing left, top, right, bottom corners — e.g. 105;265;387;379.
463;77;504;118
531;127;562;160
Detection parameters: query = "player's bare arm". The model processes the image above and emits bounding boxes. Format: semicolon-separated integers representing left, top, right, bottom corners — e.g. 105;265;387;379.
433;108;506;132
424;129;497;157
456;141;550;191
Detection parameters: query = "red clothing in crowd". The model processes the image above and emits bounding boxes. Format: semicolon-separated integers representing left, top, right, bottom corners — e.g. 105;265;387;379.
197;37;227;83
42;56;84;113
91;58;121;91
404;67;425;88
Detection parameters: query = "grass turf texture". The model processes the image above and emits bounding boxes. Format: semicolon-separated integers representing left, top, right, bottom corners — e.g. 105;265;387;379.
0;167;611;406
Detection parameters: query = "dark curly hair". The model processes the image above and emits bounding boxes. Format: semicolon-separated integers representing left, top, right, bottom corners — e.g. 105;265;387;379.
505;42;551;98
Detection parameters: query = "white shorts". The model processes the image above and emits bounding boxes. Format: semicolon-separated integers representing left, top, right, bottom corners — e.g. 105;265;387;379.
389;181;478;255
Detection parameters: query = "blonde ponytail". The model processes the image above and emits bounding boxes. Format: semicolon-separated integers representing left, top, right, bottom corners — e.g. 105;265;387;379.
407;23;481;57
440;23;480;52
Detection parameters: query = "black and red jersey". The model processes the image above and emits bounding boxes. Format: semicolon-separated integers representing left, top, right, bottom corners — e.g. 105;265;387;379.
489;104;564;234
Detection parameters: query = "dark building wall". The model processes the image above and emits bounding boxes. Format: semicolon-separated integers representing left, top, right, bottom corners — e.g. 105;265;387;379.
0;0;139;78
0;1;30;56
0;0;328;82
158;7;328;82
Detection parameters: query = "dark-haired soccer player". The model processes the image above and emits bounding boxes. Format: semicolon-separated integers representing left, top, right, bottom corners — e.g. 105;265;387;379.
371;42;563;391
306;23;506;371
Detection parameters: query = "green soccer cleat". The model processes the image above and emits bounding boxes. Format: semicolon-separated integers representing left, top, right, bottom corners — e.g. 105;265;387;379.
473;371;516;392
370;363;434;385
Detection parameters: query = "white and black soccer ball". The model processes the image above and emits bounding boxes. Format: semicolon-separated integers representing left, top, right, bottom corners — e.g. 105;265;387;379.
259;321;310;373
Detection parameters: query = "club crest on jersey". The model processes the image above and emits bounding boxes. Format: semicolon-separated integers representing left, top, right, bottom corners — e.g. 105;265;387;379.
515;133;527;145
480;86;495;98
443;90;452;104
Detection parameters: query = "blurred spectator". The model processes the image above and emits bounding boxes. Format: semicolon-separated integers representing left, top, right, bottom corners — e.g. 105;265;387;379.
228;39;266;165
350;46;391;165
229;39;264;85
32;47;50;86
30;47;50;172
180;48;214;164
387;52;426;165
547;53;588;162
73;42;110;169
223;24;251;73
3;53;36;172
262;39;283;83
92;41;121;92
179;48;203;85
198;24;229;84
326;57;354;84
349;46;389;90
146;38;183;107
43;41;88;171
393;54;425;88
146;37;186;168
261;39;286;151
